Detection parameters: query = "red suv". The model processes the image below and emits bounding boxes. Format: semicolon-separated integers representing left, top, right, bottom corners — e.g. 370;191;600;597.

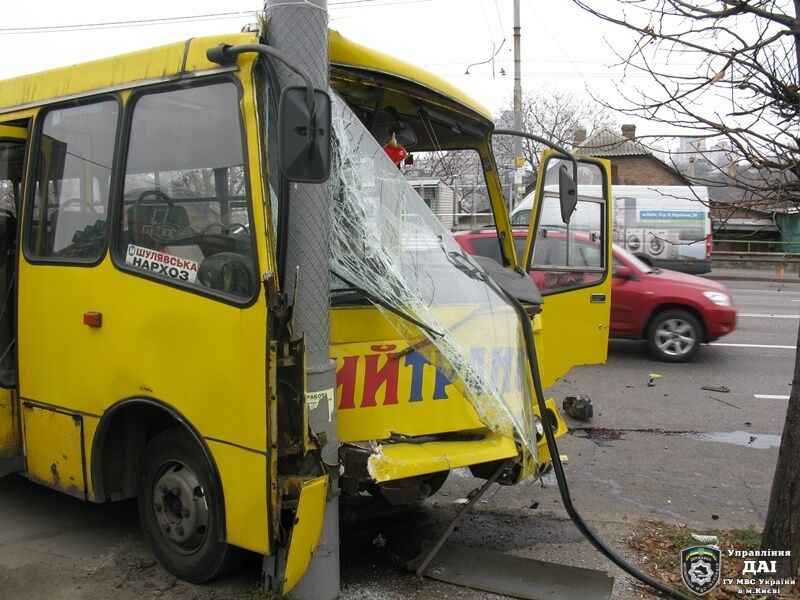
453;229;736;362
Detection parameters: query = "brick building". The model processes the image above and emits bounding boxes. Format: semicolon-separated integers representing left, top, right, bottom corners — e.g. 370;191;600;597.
572;124;690;186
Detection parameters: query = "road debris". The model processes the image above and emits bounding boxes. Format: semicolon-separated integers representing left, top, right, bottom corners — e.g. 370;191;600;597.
648;373;662;387
563;395;593;420
701;385;730;393
707;395;741;409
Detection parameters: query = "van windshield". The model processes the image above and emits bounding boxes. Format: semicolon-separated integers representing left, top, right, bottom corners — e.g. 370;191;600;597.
328;92;538;460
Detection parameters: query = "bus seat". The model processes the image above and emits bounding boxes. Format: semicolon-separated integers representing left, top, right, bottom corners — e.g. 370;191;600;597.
126;202;191;249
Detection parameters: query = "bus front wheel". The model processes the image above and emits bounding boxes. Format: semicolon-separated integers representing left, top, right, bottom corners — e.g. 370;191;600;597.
137;428;244;583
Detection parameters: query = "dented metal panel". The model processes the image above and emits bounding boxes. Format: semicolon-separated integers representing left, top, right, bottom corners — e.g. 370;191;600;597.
282;475;329;594
360;396;566;483
366;432;518;483
0;389;18;459
22;403;86;499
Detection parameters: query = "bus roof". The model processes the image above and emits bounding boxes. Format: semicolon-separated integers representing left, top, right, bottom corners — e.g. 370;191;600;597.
329;30;493;122
0;33;258;113
0;30;491;124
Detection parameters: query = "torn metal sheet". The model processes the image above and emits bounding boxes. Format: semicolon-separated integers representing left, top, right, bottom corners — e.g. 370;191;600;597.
365;432;518;483
421;543;614;600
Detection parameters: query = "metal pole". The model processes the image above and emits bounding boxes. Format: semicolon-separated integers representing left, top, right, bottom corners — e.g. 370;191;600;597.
262;2;339;599
513;0;522;210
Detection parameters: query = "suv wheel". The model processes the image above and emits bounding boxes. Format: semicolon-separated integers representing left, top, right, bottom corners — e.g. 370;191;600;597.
647;309;702;362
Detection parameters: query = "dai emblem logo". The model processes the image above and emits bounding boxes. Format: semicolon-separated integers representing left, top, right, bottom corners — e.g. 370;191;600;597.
681;545;721;595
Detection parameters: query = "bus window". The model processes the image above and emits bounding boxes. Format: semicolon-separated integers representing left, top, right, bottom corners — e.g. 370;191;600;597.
117;82;256;300
28;100;118;260
530;194;604;293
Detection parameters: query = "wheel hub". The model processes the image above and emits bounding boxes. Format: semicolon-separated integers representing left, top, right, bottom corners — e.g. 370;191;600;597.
152;462;210;554
655;318;696;356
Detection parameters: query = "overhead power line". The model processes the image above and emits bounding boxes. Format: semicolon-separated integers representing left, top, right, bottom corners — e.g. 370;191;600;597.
0;0;427;35
0;10;256;34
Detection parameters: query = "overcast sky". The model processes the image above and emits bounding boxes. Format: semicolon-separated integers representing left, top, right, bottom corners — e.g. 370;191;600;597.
0;1;673;137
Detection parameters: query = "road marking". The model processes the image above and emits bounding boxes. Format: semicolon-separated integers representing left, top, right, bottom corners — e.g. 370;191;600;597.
709;342;795;349
731;288;800;294
754;394;790;400
739;313;800;319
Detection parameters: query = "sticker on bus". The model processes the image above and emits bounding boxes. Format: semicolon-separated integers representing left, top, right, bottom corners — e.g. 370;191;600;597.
126;244;199;283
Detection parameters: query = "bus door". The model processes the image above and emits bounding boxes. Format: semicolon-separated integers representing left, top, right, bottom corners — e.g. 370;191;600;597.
14;99;120;497
0;124;27;477
519;152;613;388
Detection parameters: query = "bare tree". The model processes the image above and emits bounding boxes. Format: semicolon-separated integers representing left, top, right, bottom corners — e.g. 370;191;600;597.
572;0;800;576
404;149;489;213
493;89;615;180
408;90;614;216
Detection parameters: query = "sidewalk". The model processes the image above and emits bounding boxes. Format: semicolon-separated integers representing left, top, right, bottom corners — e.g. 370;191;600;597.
703;266;797;282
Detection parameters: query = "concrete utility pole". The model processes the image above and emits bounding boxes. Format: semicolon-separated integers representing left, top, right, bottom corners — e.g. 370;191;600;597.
513;0;523;209
262;1;340;599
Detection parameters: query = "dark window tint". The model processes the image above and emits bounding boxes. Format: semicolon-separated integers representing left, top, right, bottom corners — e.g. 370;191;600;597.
118;82;255;299
28;101;117;260
468;236;504;264
467;236;526;265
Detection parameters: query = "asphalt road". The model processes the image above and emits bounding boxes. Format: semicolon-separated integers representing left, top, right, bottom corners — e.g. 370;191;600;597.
0;276;795;599
537;277;796;529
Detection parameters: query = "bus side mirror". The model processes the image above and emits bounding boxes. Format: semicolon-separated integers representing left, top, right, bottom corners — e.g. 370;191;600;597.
558;164;577;225
278;86;332;184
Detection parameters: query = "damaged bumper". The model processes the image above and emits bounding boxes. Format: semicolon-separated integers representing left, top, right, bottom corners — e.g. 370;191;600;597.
342;397;568;484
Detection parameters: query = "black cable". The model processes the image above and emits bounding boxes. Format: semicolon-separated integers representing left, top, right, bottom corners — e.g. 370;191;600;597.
503;288;694;600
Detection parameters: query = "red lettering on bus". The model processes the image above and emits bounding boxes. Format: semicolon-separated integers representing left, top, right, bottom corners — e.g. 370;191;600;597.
336;355;359;410
362;353;399;407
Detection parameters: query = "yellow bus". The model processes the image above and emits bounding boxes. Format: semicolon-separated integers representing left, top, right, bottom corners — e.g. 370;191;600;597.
0;27;611;594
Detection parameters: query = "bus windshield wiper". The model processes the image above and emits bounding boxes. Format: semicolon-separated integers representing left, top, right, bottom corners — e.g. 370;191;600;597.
447;251;487;282
330;272;444;339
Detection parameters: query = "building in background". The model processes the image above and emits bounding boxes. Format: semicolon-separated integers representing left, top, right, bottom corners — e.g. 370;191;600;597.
572;124;690;186
407;178;456;229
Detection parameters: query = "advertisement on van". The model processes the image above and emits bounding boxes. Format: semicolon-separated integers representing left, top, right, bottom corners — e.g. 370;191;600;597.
511;185;712;274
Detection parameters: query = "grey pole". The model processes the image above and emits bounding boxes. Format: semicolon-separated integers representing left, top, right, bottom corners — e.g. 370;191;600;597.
262;2;340;599
513;0;523;210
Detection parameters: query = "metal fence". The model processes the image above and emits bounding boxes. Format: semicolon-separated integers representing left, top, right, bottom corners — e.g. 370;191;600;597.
712;239;795;254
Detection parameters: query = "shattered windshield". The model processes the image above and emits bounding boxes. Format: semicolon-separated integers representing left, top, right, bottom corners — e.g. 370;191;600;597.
328;93;538;464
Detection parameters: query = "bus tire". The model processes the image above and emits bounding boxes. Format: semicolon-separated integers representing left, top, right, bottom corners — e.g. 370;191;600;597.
137;428;245;583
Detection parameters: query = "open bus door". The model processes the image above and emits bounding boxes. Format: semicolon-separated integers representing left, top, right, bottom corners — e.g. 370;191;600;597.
520;151;613;388
0;124;27;477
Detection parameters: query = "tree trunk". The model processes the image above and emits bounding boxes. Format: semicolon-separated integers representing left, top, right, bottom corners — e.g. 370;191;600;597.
761;319;800;577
